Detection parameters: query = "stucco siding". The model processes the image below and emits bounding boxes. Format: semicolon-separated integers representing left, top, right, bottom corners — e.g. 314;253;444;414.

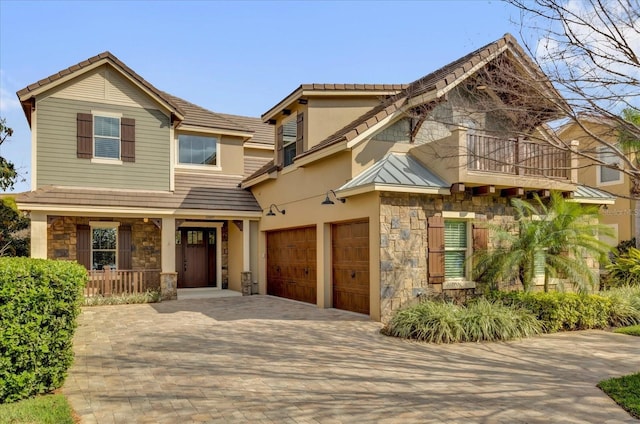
36;97;171;190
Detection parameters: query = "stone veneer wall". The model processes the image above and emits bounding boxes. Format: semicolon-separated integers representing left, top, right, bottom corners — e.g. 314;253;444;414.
48;216;161;269
379;191;517;321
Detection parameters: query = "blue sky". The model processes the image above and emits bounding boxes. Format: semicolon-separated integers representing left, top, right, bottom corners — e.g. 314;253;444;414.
0;0;522;193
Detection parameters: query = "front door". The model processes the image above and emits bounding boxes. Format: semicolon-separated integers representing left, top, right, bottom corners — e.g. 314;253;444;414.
176;229;216;288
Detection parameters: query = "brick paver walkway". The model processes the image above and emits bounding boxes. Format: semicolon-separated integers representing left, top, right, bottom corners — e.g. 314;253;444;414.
64;296;640;423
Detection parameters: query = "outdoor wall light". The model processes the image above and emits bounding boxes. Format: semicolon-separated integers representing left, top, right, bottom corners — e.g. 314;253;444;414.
321;190;346;205
266;204;286;216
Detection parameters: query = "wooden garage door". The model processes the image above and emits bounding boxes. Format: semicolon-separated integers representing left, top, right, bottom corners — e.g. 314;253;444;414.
332;220;369;315
267;227;317;304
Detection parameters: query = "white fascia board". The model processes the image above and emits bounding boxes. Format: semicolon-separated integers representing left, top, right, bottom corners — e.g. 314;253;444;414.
243;142;274;150
337;183;450;198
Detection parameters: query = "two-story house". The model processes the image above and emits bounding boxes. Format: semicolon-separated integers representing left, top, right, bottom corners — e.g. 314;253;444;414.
243;33;613;321
17;34;613;321
15;53;273;298
558;116;636;247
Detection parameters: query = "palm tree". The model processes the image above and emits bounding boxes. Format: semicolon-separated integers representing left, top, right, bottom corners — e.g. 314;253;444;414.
474;192;613;293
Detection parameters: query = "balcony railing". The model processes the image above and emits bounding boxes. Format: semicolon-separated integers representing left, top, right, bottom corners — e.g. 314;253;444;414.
467;134;570;180
85;269;161;297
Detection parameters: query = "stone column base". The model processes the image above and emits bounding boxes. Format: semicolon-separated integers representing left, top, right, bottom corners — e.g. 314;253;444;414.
241;271;252;296
160;272;178;300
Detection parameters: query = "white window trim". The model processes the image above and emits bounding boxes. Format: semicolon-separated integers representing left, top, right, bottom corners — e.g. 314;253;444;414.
596;146;623;186
89;221;120;271
175;132;222;171
92;113;122;161
442;218;475;289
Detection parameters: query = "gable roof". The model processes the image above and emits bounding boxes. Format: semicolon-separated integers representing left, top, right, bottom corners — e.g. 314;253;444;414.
296;33;564;162
16;51;273;145
261;83;408;122
337;153;449;196
16;51;185;126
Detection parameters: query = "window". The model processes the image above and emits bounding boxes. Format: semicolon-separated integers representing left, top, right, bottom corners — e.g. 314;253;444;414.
178;134;218;166
444;220;468;280
598;146;623;185
282;120;297;167
92;225;117;270
94;115;120;159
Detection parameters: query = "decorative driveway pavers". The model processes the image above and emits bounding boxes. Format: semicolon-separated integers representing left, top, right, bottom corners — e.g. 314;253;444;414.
64;296;640;424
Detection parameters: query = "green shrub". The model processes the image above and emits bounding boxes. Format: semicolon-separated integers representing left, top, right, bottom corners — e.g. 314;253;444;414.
599;286;640;327
606;247;640;287
83;290;161;306
489;291;612;332
0;258;86;403
382;298;541;343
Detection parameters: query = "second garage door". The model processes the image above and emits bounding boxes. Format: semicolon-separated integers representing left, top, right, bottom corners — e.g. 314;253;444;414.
332;220;370;315
267;227;317;304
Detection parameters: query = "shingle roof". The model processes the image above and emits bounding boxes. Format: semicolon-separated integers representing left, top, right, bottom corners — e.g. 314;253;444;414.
217;113;273;146
161;92;250;133
337;153;449;193
16;173;262;212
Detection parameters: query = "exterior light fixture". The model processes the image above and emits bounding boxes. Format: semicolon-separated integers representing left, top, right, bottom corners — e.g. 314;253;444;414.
321;190;346;205
266;204;286;216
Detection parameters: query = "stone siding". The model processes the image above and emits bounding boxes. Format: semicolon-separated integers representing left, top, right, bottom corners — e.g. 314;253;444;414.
379;191;516;321
48;216;161;270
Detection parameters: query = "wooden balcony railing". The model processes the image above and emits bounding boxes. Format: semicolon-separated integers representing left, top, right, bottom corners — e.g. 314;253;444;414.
85;269;161;297
467;134;570;180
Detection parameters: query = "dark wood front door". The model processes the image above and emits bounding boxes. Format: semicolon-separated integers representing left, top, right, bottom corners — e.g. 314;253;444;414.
267;227;317;304
332;220;370;315
177;229;216;288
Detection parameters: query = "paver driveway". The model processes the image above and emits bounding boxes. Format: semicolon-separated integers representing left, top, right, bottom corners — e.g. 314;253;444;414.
64;295;640;424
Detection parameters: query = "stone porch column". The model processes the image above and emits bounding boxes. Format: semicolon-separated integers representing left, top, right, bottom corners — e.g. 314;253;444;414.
30;212;47;259
160;217;177;300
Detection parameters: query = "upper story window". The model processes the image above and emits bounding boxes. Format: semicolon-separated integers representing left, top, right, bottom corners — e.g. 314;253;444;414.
277;112;304;168
76;112;135;163
94;116;120;159
282;120;297;167
178;134;218;166
598;145;623;185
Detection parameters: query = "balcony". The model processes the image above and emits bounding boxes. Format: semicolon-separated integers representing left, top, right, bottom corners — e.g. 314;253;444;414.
467;133;570;180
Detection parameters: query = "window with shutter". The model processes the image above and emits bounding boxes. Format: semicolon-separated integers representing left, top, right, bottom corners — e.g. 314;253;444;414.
118;225;132;270
121;118;136;162
94;115;121;159
296;112;304;156
444;221;468;279
276;125;284;168
76;224;91;270
282;119;297;167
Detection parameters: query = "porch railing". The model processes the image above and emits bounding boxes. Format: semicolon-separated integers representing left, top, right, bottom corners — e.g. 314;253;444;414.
85;269;161;297
467;133;570;179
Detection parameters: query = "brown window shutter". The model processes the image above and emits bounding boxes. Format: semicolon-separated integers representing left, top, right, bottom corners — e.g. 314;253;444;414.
118;225;132;270
296;112;304;155
77;113;93;159
121;118;135;162
76;224;91;270
472;219;489;251
427;216;445;284
276;125;284;168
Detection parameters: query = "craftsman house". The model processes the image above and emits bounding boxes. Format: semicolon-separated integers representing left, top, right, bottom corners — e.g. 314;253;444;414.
243;33;613;320
17;34;613;321
16;53;272;298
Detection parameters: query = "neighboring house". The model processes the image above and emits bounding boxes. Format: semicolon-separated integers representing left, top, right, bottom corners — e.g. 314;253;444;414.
559;117;635;247
242;33;613;321
15;52;273;298
16;34;613;321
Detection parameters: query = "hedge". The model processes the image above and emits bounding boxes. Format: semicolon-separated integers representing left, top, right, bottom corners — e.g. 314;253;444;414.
0;258;86;403
489;291;612;333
